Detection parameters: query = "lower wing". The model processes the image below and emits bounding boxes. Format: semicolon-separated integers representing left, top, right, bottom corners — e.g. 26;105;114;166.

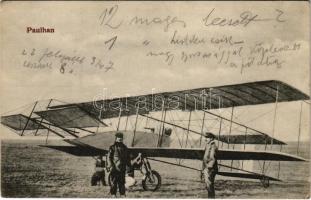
42;145;306;161
129;147;307;161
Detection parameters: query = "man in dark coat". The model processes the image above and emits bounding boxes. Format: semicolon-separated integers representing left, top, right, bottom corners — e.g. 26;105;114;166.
108;132;131;197
202;132;218;198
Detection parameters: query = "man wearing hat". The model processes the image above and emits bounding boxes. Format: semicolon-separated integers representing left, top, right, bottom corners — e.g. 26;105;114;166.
202;132;218;198
107;132;131;197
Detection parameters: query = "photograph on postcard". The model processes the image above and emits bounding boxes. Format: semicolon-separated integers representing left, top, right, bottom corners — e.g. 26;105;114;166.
0;1;310;198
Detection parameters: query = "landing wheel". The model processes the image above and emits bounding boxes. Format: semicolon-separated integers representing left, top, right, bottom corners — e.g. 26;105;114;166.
260;176;270;188
142;170;161;191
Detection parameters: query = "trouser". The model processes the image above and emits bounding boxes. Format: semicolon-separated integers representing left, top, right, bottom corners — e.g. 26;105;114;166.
110;170;126;195
203;168;216;198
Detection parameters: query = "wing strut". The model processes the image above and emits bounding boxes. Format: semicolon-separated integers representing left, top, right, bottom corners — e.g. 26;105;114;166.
228;107;234;148
241;127;248;169
37;120;79;138
96;105;103;133
39;123;65;138
219;118;223;148
124;114;129;131
159;109;167;147
199;111;206;147
185;110;192;148
217;118;224;170
35;99;53;136
116;103;123;131
132;106;139;147
262;84;279;177
271;84;279;148
45;125;50;144
21;101;38;136
157;100;166;147
202;110;278;140
76;127;96;134
140;114;203;137
229;107;235;171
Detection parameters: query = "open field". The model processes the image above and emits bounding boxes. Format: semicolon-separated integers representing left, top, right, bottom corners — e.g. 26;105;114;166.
1;139;310;198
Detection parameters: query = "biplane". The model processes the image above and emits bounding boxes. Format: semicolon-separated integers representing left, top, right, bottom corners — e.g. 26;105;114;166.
1;80;309;191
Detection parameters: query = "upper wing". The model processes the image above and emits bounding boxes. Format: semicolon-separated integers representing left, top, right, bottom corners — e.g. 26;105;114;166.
129;147;307;161
1;114;45;131
1;80;308;137
47;80;309;119
1;106;106;137
35;106;107;128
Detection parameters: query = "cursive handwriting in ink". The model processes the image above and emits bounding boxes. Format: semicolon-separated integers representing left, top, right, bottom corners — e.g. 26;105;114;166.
99;5;123;29
23;60;52;69
146;51;175;65
275;9;286;22
129;15;186;32
38;48;85;65
203;8;286;27
105;35;117;50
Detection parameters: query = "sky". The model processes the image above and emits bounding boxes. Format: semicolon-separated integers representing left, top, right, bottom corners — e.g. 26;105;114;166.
0;1;309;142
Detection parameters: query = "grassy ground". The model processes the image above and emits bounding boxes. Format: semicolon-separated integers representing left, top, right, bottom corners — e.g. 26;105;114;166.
1;139;310;198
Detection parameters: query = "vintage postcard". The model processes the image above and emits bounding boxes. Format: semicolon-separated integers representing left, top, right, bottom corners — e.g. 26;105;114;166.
0;1;310;198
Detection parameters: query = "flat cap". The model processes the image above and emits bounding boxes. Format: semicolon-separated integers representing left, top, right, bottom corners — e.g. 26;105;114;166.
115;132;124;138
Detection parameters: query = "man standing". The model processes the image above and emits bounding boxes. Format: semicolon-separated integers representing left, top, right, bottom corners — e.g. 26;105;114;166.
107;132;131;197
202;132;218;198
